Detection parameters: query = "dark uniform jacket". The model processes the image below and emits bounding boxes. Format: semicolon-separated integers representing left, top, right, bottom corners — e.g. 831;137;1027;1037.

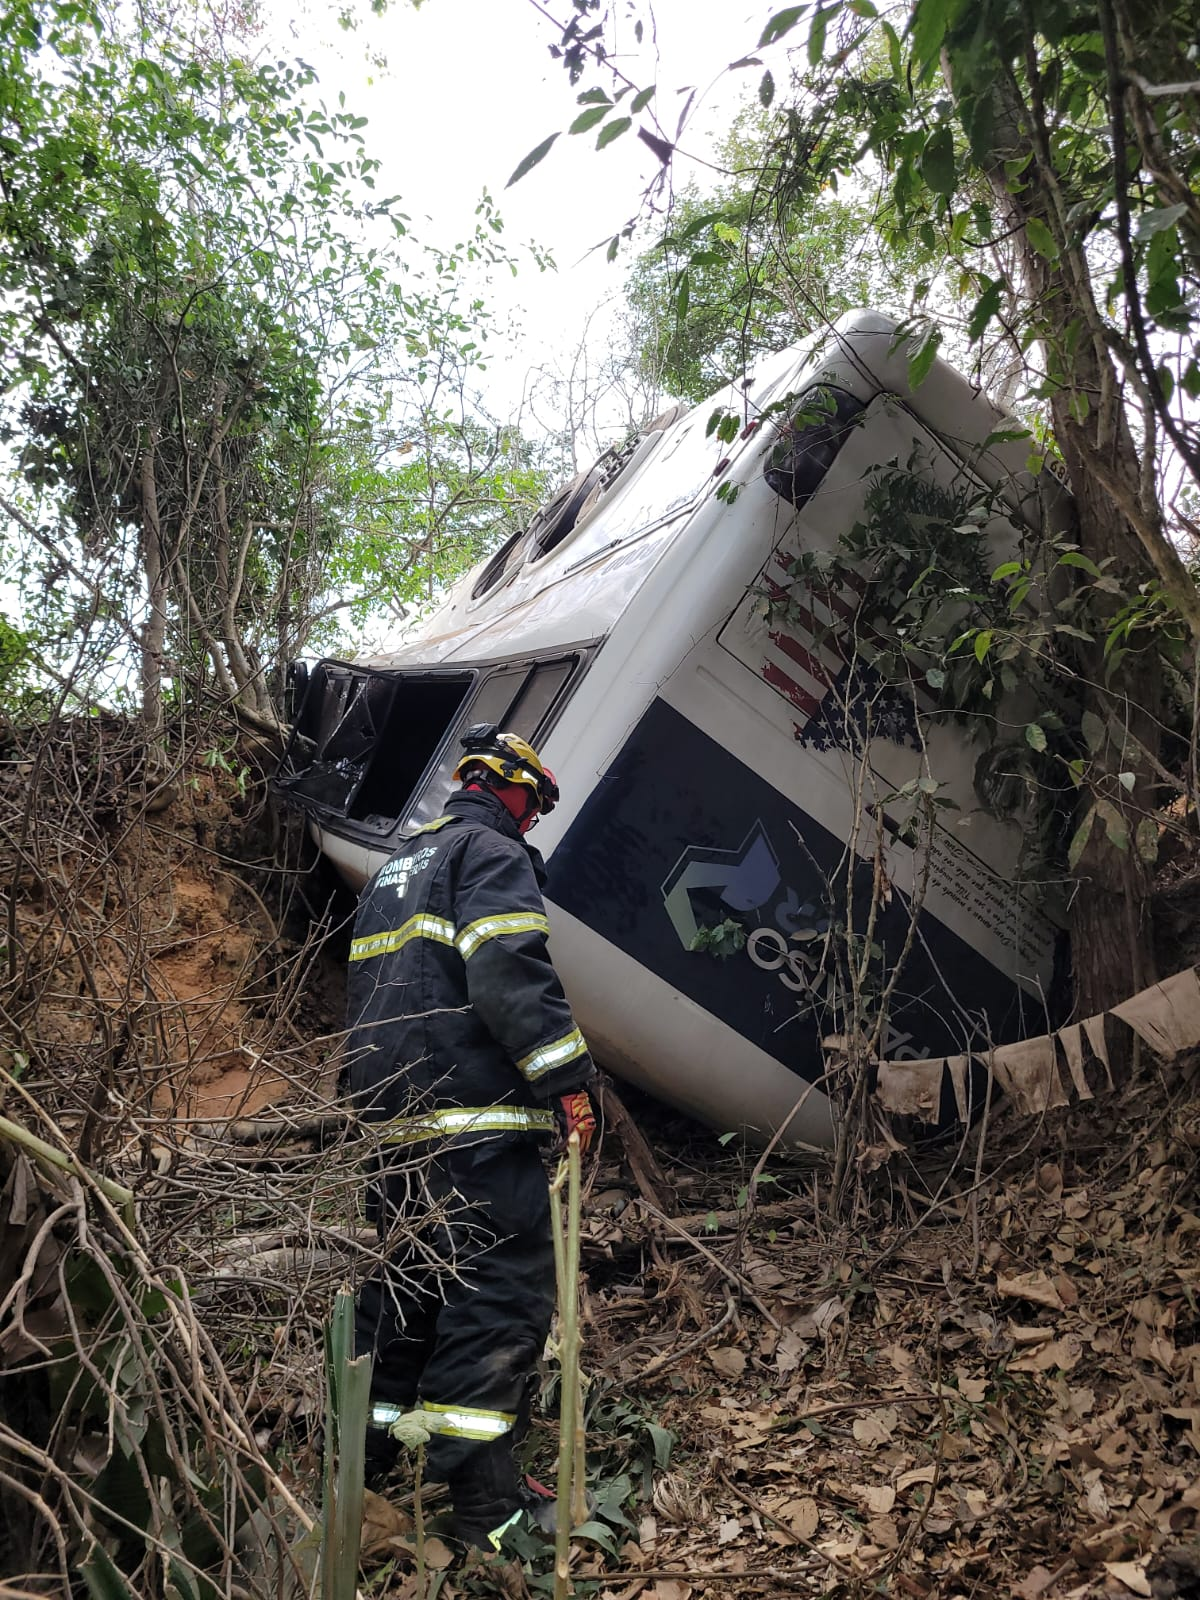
346;786;594;1148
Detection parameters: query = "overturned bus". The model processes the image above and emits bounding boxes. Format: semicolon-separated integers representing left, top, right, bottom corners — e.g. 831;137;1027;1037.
277;310;1070;1147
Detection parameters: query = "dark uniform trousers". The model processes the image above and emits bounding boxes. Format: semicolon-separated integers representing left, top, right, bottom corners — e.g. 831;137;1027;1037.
355;1135;556;1480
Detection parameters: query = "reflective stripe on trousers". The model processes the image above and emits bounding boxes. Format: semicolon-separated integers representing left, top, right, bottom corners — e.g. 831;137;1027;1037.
370;1400;516;1441
375;1104;556;1146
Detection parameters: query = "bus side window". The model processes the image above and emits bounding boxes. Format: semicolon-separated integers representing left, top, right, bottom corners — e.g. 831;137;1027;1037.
401;656;579;831
401;667;527;829
764;386;867;510
507;657;575;741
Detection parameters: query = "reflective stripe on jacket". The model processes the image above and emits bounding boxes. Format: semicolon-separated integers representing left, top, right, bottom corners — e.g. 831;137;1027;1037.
345;787;594;1137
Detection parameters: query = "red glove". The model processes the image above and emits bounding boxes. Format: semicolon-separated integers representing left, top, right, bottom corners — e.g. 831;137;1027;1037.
557;1090;596;1156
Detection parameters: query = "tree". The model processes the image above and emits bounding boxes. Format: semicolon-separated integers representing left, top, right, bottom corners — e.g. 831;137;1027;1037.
626;108;924;401
0;0;545;745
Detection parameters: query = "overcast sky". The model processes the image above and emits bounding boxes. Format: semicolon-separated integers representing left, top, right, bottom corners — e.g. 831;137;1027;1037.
274;0;767;418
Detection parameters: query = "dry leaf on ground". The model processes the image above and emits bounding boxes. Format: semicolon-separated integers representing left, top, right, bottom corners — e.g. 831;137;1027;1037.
359;1488;412;1557
997;1270;1068;1310
852;1406;898;1445
708;1346;747;1379
1103;1558;1151;1596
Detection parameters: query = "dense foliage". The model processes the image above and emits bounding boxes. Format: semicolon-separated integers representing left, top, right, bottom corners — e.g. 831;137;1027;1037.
0;0;548;740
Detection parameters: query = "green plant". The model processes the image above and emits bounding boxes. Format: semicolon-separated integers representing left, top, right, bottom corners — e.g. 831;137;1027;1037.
320;1288;371;1600
689;918;747;958
548;1135;586;1599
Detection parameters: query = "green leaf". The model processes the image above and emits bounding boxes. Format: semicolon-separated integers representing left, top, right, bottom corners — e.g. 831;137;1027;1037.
1118;770;1136;794
644;1421;675;1468
907;325;941;389
1081;710;1106;752
991;560;1022;580
506;133;559;187
631;84;656;113
675;271;691;320
808;5;829;64
81;1547;136;1600
570;105;610;134
983;427;1032;447
596;116;632;149
1147;225;1183;314
570;1520;621;1555
919;125;956;195
974;629;993;664
925;667;945;689
1135;202;1187;241
1067;804;1096;872
678;209;727;242
1136;817;1159;866
759;5;808;46
967;278;1004;343
1096;798;1129;852
910;0;953;70
1025;722;1047;752
1025;215;1058;259
881;18;902;75
576;87;612;105
759;69;776;107
1057;549;1102;578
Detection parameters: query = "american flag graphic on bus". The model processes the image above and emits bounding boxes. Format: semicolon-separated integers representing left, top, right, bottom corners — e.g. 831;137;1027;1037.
720;550;922;754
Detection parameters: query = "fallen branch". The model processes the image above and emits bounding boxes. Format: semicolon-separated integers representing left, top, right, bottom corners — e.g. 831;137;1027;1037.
588;1565;824;1586
639;1291;736;1381
718;1467;856;1578
596;1077;674;1212
187;1111;353;1144
630;1197;782;1331
0;1110;135;1229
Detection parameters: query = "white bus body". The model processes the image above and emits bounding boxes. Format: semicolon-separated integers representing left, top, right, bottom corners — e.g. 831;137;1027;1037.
279;311;1069;1146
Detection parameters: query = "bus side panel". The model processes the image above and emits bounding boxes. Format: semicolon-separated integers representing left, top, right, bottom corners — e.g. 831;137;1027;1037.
545;697;1038;1079
543;906;838;1145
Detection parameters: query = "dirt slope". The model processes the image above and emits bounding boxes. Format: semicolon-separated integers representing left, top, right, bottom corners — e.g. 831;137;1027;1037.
3;721;1198;1599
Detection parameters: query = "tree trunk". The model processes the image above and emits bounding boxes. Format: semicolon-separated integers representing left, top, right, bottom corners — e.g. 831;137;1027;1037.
953;54;1164;1018
139;442;168;769
1052;404;1159;1013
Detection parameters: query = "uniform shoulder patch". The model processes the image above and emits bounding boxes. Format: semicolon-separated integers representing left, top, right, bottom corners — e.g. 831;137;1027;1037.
409;814;456;834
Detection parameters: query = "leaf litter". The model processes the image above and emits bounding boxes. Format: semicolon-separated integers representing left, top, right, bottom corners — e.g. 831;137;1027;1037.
443;1051;1200;1600
349;1049;1200;1597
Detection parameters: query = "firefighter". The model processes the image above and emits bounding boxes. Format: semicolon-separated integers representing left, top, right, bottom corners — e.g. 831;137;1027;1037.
348;724;597;1549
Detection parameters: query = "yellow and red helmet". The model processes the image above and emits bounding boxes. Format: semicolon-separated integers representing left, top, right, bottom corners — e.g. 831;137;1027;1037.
453;725;559;814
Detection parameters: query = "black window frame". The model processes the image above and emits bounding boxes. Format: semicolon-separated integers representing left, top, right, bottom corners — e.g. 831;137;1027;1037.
275;644;598;846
